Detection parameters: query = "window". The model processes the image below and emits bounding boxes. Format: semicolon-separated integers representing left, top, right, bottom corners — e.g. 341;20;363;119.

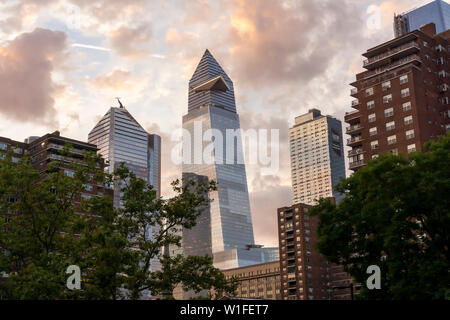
387;135;397;145
371;140;379;150
404;115;413;125
389;148;399;155
14;147;23;154
83;184;93;192
386;121;395;131
367;100;375;110
64;169;74;178
369;127;377;136
400;74;408;84
407;143;416;153
366;87;374;96
401;88;410;98
372;154;379;159
81;194;92;200
0;143;7;150
382;81;391;91
368;113;376;123
12;157;20;163
402;101;411;111
383;94;392;103
406;129;415;139
384;107;394;117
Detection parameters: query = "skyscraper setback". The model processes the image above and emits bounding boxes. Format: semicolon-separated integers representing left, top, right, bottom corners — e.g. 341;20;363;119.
289;109;345;205
346;23;450;171
181;50;264;270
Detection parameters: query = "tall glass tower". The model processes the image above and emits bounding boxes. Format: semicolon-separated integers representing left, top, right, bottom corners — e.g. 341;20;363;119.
394;0;450;37
181;50;264;270
88;103;162;275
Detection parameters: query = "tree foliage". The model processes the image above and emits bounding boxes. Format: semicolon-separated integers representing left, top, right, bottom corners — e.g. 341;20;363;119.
309;134;450;300
0;146;235;299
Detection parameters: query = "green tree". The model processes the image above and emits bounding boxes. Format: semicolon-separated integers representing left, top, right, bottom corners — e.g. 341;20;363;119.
309;134;450;300
0;146;234;300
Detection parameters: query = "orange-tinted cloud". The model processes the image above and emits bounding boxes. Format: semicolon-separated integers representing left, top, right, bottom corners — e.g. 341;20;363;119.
228;0;364;87
93;69;135;90
0;28;67;125
108;23;152;58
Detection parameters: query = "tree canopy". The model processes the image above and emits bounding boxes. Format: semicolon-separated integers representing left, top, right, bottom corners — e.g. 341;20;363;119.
309;133;450;300
0;146;235;299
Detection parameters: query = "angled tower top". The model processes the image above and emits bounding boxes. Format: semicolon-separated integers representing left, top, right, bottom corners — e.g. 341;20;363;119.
188;49;236;113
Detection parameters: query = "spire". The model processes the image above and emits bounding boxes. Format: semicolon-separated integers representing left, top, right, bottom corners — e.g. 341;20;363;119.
189;49;231;88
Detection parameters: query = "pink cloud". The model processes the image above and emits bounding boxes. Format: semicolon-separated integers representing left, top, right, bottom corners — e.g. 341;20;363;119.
0;28;68;125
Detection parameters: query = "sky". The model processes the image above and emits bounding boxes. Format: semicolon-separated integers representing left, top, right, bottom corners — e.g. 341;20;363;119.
0;0;434;247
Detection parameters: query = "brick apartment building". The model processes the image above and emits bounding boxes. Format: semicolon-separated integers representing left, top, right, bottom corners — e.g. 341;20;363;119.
346;23;450;171
277;203;332;300
0;131;112;201
219;261;281;300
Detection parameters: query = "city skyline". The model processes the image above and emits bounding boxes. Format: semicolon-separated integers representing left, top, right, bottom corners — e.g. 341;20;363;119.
0;0;442;248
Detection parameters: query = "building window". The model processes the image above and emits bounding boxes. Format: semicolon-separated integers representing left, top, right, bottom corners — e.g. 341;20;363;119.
387;135;397;145
407;143;417;153
0;143;7;150
406;129;415;139
366;87;374;96
386;121;395;131
372;154;379;159
389;148;399;155
371;140;379;150
402;101;411;111
404;115;413;125
401;88;410;98
367;100;375;110
64;169;75;177
384;107;394;117
400;75;408;84
382;81;391;91
368;113;376;123
369;127;377;136
383;94;392;104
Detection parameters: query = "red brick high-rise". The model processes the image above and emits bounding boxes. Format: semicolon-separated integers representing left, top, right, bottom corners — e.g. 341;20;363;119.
346;23;450;171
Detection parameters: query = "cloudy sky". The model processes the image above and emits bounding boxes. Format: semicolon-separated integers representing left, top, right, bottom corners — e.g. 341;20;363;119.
0;0;432;247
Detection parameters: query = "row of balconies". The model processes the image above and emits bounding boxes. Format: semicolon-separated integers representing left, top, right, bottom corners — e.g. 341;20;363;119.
363;41;420;69
363;54;422;79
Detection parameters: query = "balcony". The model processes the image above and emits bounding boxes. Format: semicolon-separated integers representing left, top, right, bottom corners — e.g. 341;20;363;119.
349;160;364;170
346;124;362;134
344;110;360;123
348;148;363;157
363;54;422;80
347;136;363;147
350;88;358;96
351;99;360;107
363;41;420;69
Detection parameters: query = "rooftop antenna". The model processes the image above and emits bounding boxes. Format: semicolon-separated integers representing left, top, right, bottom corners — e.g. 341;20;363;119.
116;97;124;108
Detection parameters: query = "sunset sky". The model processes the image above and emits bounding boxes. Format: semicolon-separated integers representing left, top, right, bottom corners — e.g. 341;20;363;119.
0;0;432;246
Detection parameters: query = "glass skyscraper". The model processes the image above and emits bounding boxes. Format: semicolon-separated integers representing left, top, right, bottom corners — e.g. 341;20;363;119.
394;0;450;37
88;104;162;275
181;50;268;270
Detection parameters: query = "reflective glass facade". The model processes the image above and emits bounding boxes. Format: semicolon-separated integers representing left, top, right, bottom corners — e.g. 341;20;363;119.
395;0;450;37
88;107;162;273
182;50;262;269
